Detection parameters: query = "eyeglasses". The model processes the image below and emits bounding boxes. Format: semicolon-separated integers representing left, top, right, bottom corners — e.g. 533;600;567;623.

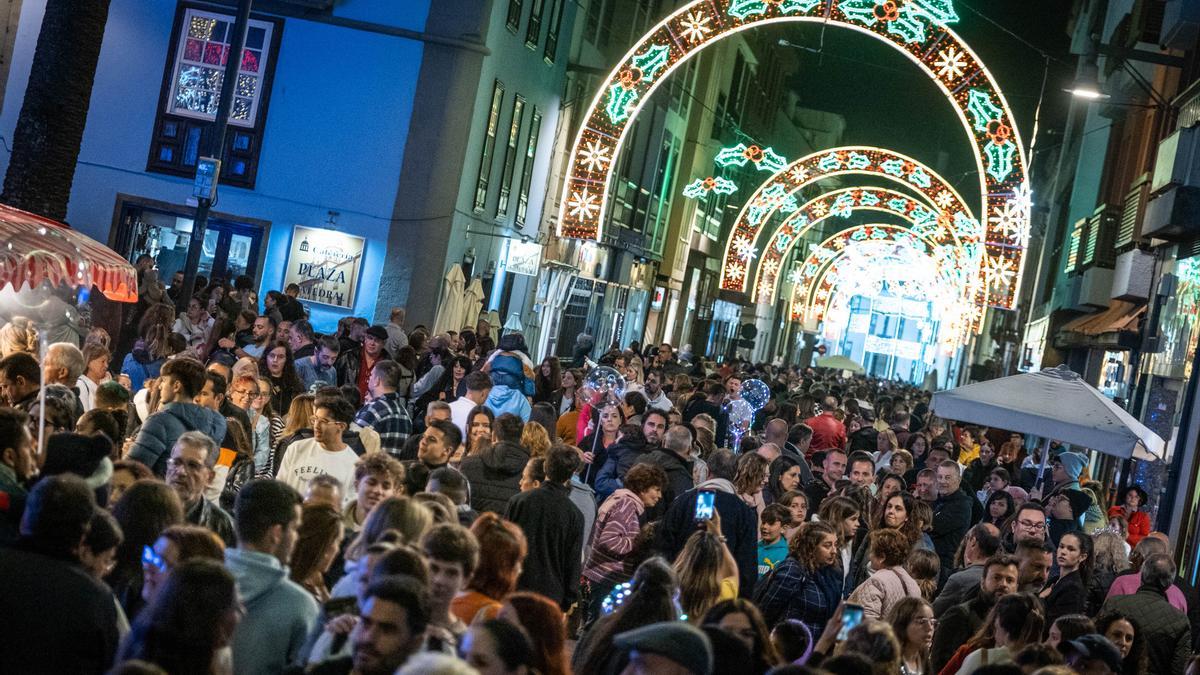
1018;519;1047;531
168;456;206;473
913;618;938;628
233;389;261;398
142;545;167;573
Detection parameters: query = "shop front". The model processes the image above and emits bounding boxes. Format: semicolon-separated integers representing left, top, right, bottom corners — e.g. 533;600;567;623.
110;194;268;288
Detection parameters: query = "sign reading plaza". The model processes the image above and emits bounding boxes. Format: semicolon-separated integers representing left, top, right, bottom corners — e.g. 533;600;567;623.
284;225;365;309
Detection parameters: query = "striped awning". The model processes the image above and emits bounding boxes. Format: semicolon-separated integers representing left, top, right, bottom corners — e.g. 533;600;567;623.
0;203;137;302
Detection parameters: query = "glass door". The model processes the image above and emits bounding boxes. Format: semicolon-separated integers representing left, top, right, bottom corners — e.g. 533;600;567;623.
116;200;264;286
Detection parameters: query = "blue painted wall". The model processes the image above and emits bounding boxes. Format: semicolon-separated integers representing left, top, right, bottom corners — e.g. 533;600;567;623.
0;0;431;333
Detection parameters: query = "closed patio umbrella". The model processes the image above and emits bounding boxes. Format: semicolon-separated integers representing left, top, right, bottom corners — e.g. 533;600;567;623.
432;264;466;335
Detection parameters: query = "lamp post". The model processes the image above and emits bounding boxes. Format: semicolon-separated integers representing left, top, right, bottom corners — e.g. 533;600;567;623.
177;0;254;312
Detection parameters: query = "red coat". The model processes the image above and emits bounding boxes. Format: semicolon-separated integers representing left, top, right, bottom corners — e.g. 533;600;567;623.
1108;505;1151;547
804;412;846;453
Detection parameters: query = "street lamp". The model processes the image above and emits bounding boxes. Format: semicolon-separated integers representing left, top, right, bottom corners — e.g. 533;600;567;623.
1067;63;1110;100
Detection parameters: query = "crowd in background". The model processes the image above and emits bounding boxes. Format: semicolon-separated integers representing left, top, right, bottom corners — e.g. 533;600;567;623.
0;268;1195;675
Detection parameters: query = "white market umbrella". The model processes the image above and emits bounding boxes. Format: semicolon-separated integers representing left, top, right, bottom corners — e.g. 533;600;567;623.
432;264;466;335
815;354;865;373
931;364;1164;461
461;276;484;332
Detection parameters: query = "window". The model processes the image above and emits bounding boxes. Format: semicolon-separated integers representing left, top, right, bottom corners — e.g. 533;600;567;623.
497;95;525;216
148;3;282;189
584;0;603;44
516;109;542;225
474;81;505;212
506;0;523;32
543;0;565;63
526;0;544;47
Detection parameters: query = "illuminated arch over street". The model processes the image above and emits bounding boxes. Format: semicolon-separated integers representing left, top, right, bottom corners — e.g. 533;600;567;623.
724;147;980;297
751;185;981;304
554;0;1030;308
787;224;971;345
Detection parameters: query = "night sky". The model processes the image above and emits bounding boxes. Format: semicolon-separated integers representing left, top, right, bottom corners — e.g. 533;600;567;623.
769;0;1076;200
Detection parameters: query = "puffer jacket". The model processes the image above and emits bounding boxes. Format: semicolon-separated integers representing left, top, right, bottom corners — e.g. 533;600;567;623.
120;339;164;393
486;385;532;422
128;402;227;476
847;565;922;620
460;440;530;514
594;435;652;502
484;351;535;396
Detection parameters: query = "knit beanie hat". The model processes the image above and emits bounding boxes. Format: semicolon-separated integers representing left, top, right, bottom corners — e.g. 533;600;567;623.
1056;451;1087;481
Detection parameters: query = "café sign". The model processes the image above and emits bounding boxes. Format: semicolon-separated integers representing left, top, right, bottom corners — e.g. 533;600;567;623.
284;225;365;309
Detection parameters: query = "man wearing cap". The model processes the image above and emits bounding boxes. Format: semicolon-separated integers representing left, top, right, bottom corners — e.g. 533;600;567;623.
1060;634;1125;674
336;325;391;400
1039;451;1093;534
614;621;713;675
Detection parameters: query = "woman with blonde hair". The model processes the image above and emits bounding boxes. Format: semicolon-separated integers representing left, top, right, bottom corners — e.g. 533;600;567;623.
344;496;432;563
270;394;315;475
733;451;772;518
673;513;739;623
520;421;551;459
1088;529;1131;614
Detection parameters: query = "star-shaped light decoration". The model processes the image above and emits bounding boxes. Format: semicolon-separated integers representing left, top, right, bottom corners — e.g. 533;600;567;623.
934;45;967;80
580;140;612;173
679;9;713;43
567;189;599;220
984;255;1016;290
733;235;758;261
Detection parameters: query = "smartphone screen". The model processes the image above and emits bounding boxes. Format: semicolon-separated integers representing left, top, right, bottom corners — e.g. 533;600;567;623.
694;490;716;521
838;604;864;641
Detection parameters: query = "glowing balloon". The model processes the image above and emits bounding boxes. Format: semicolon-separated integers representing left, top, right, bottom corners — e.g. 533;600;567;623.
584;366;626;398
741;378;771;410
725;398;755;452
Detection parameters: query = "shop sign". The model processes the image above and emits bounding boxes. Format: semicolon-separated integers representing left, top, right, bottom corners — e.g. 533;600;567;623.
651;286;665;311
864;335;923;361
283;225;365;309
504;240;542;277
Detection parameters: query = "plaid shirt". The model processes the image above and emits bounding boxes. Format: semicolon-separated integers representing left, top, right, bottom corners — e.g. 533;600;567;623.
354;392;412;457
753;557;842;634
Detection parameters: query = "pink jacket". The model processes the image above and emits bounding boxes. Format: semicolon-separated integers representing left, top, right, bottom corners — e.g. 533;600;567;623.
847;566;922;620
583;489;644;584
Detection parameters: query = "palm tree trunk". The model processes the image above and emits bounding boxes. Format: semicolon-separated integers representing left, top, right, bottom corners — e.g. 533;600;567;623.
1;0;111;221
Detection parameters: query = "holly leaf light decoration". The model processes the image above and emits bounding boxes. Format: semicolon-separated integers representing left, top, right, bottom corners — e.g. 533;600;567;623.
838;0;960;44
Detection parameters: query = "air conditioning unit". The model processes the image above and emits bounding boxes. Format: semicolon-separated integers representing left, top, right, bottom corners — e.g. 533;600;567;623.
1162;0;1200;50
1151;126;1200;196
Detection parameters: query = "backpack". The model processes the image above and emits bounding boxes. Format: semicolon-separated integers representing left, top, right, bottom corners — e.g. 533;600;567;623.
220;452;257;512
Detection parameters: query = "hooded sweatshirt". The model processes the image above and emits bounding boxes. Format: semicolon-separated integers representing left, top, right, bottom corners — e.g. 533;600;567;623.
460;440;530;514
226;547;319;675
485;385;532;422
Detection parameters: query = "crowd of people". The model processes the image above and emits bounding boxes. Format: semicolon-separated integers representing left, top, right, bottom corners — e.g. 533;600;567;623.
0;270;1196;675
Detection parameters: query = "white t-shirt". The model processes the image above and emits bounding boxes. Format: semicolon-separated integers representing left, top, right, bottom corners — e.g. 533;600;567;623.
275;437;357;504
449;396;477;440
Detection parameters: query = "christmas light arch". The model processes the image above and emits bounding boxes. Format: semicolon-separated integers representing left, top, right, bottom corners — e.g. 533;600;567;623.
751;185;981;304
788;224;971;342
722;146;978;295
795;232;972;349
554;0;1029;309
